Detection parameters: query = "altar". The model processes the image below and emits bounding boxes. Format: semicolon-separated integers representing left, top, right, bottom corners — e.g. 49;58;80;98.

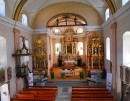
64;60;76;66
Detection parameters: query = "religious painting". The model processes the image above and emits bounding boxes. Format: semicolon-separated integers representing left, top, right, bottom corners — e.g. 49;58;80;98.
93;57;99;69
0;69;5;83
125;67;129;84
7;66;12;80
67;45;72;53
120;65;123;81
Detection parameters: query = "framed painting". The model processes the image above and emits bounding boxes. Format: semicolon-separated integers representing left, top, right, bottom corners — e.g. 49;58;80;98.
120;65;123;81
0;69;5;83
125;67;129;84
7;66;12;80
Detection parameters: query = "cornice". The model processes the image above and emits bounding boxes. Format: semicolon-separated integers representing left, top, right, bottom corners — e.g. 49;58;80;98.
0;16;32;33
32;28;47;34
0;16;15;28
102;1;130;28
85;26;102;31
15;22;32;33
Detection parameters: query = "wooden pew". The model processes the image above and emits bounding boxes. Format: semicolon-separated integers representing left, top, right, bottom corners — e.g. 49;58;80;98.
71;98;115;101
72;86;106;88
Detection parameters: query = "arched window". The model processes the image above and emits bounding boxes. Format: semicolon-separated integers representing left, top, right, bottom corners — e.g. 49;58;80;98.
55;43;61;55
22;14;28;26
0;0;5;16
122;0;129;6
105;8;109;21
78;42;83;55
123;31;130;66
0;36;7;68
106;37;110;60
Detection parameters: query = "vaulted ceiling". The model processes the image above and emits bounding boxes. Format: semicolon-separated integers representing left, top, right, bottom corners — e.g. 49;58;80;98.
5;0;116;27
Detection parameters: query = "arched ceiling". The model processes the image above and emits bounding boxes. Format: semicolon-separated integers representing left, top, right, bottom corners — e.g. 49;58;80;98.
7;0;116;22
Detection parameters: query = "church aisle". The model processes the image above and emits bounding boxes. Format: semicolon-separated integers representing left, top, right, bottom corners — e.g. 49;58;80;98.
55;87;72;101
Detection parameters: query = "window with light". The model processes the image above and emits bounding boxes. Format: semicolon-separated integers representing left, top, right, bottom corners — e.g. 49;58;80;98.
106;37;110;60
123;31;130;67
78;42;83;55
77;27;84;34
54;28;61;34
122;0;129;6
105;8;109;21
55;43;61;55
22;14;28;26
0;0;5;16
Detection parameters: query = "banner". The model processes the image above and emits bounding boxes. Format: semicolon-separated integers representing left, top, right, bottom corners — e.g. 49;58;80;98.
106;73;112;90
28;73;33;86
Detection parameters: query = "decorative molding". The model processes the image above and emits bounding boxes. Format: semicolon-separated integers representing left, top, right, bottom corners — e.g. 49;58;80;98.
114;1;130;22
0;16;15;28
85;26;102;31
15;22;32;33
0;16;32;33
102;1;130;28
32;28;47;34
13;0;28;20
33;26;102;38
105;0;116;14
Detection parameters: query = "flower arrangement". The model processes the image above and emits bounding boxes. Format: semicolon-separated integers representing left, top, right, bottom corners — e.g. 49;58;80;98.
50;66;54;72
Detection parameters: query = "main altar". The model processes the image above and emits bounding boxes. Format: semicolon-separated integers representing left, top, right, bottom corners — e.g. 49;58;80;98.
57;28;81;68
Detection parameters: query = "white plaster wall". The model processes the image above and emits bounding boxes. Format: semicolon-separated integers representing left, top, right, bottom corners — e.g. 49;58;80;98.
103;25;112;73
116;12;130;101
0;23;16;98
103;9;130;101
0;21;33;98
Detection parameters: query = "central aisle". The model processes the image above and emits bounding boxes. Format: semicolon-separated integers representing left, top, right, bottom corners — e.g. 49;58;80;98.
55;87;72;101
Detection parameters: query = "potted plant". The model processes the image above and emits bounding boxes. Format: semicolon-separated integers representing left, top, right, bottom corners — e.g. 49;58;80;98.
50;66;54;79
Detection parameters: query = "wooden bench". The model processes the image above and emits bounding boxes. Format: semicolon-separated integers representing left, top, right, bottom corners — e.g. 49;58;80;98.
71;86;116;101
71;98;115;101
11;86;58;101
